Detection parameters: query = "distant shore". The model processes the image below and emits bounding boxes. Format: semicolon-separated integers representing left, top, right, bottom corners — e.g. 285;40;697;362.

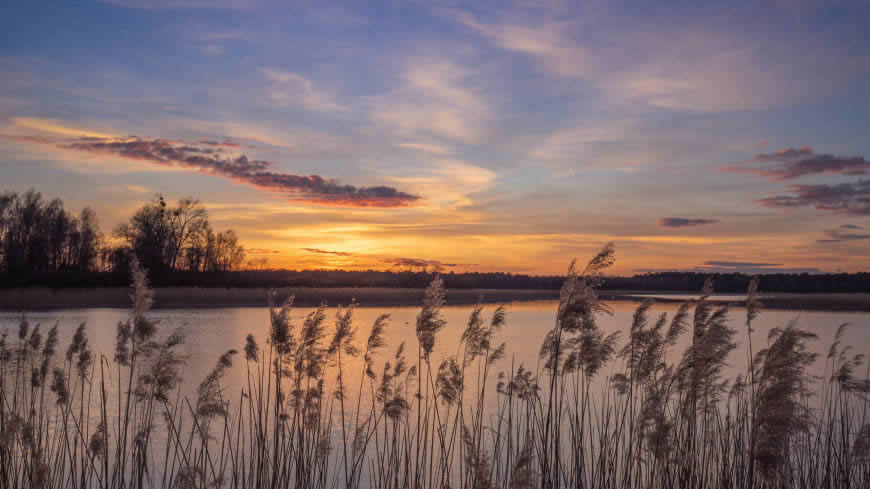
611;292;870;312
1;286;869;312
0;287;559;310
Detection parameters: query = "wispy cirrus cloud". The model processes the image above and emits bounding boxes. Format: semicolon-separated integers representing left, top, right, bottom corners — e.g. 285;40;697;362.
9;116;116;139
724;146;870;180
389;160;496;209
529;122;629;164
657;217;719;228
371;58;490;144
452;7;862;112
396;141;452;155
758;179;870;216
261;68;348;113
453;12;593;78
527;118;762;171
14;132;420;208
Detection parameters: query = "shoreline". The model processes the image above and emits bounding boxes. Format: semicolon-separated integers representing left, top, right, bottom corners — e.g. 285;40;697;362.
0;286;869;312
601;293;870;312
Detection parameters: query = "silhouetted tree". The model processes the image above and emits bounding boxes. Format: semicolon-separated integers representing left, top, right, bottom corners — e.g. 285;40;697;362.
0;189;103;278
166;197;208;271
76;207;101;271
115;194;244;276
210;229;245;272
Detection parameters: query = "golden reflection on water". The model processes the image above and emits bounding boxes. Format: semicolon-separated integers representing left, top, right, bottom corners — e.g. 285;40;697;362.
1;300;867;421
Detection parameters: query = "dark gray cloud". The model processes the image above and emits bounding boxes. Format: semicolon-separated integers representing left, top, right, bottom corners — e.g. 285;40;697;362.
248;248;282;254
60;137;420;208
657;217;720;228
725;146;870;180
301;248;459;268
302;248;354;256
695;261;821;274
704;261;782;268
817;228;870;243
758;179;870;216
381;257;458;268
637;260;821;274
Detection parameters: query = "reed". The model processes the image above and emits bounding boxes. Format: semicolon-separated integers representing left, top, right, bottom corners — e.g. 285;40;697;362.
1;245;868;489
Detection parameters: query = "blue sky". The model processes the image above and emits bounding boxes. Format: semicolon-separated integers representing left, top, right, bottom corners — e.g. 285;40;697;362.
2;0;869;274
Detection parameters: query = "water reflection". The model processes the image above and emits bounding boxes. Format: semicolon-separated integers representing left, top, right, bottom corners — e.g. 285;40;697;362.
2;300;866;413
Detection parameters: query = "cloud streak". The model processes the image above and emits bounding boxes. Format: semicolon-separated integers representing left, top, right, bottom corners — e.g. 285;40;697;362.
248;248;282;254
818;225;870;243
302;248;354;257
637;260;821;274
57;137;420;208
657;217;719;228
758;179;870;216
704;261;781;268
301;248;458;268
725;146;870;180
381;257;457;268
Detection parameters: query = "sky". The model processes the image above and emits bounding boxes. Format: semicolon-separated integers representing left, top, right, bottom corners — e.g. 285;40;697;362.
1;0;869;275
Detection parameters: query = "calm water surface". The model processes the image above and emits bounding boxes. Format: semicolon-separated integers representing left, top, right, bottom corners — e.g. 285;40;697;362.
2;299;868;404
2;299;868;486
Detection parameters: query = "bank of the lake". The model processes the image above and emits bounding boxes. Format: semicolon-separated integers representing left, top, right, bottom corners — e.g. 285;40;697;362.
1;286;869;311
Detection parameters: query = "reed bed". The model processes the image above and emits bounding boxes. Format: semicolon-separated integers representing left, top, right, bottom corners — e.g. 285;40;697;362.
1;247;869;489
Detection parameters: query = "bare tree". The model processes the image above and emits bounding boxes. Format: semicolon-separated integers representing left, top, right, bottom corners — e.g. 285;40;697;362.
166;198;207;271
0;189;104;275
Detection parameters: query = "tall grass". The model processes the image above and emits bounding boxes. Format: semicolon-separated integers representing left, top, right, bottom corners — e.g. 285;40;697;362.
1;246;869;489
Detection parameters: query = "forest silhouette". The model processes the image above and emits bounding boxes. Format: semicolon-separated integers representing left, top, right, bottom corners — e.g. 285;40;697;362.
2;189;868;293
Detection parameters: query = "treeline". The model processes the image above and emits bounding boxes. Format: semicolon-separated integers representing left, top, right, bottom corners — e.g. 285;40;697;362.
3;266;870;293
3;189;868;292
0;190;101;277
0;190;246;284
0;268;561;289
605;271;870;293
109;195;245;275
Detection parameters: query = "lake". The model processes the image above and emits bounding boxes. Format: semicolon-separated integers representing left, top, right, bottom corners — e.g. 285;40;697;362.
2;299;867;410
3;297;868;488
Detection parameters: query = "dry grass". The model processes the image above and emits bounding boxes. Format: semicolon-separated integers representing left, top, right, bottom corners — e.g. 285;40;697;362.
1;246;869;489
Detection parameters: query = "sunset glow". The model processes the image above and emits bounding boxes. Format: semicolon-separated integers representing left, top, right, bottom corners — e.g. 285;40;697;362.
2;1;869;275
